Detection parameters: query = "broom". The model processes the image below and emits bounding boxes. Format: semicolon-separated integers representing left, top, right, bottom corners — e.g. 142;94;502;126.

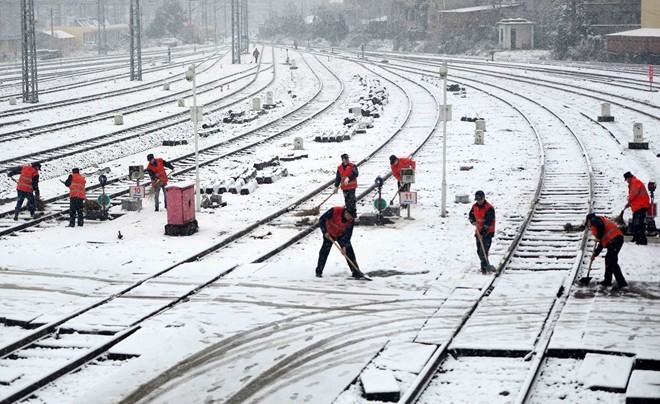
294;193;334;217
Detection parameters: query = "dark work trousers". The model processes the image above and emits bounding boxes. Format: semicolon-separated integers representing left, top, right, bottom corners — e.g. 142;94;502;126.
475;233;493;271
154;185;167;211
316;237;359;275
69;197;84;226
397;181;411;207
342;189;356;211
15;190;36;216
631;208;648;245
603;235;627;287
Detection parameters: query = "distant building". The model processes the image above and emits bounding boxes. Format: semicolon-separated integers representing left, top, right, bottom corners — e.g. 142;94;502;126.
56;19;128;51
428;2;523;32
605;0;659;59
37;30;76;56
497;18;535;50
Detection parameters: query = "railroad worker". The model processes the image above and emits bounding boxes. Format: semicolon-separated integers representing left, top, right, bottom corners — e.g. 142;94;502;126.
389;155;416;206
315;206;365;279
586;213;628;290
252;47;260;63
333;153;358;211
64;168;86;227
468;190;496;273
623;171;650;245
8;161;41;221
145;153;174;212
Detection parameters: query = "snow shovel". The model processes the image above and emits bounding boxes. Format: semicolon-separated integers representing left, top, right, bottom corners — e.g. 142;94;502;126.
578;259;594;286
477;233;496;272
294;193;334;217
332;240;371;280
389;183;406;205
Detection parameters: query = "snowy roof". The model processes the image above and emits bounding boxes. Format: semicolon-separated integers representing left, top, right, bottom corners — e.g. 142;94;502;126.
605;28;660;37
438;3;522;13
42;30;76;39
497;18;536;26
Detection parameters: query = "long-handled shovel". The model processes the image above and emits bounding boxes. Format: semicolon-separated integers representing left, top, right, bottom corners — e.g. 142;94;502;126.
332;240;371;280
389;183;406;205
295;193;334;217
477;233;496;272
578;258;594;286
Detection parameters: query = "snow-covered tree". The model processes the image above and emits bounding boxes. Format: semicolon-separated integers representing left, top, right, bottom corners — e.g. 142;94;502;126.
146;0;186;39
549;0;592;59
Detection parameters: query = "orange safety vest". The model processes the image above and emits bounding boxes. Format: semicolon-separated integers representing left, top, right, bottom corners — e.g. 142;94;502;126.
148;158;169;186
391;157;416;182
337;163;357;191
628;176;651;212
590;216;622;247
472;201;496;236
325;207;352;239
16;166;38;193
69;173;86;199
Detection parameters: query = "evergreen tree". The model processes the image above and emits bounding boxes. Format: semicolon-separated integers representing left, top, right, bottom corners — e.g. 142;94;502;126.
550;0;592;59
146;0;186;39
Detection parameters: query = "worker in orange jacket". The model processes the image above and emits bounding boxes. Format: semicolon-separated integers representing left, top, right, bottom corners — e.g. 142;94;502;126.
8;161;41;221
315;206;365;279
623;171;650;245
64;168;86;227
333;153;358;211
586;213;627;291
469;190;496;273
390;155;416;207
146;153;174;211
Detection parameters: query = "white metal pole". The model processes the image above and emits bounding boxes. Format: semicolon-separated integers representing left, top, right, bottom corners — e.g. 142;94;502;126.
440;62;448;217
193;66;201;212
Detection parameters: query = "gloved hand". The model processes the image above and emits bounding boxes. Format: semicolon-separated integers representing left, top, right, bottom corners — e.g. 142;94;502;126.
333;187;339;194
34;190;40;199
343;177;349;185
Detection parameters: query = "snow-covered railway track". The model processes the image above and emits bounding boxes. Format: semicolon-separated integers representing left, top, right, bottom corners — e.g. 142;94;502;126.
388;65;597;403
0;51;225;122
101;52;443;404
360;51;653;92
0;60;260;169
0;46;217;101
0;52;350;402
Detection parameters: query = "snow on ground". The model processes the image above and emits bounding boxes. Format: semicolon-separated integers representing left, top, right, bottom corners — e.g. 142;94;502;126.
0;46;659;403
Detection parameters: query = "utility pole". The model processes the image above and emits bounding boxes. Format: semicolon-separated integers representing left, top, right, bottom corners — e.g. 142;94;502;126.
240;0;248;53
21;0;38;103
231;0;240;63
214;0;217;45
129;0;142;81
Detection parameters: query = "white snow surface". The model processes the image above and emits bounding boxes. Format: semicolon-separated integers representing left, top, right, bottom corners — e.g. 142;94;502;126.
0;46;658;403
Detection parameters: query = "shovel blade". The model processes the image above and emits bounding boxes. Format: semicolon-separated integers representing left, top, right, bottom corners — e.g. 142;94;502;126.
578;277;592;286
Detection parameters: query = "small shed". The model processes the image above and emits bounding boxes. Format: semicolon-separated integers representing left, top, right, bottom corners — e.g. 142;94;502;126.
497;18;536;50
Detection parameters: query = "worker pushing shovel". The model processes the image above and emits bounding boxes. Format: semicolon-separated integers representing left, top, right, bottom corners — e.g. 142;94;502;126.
469;190;497;273
314;206;370;280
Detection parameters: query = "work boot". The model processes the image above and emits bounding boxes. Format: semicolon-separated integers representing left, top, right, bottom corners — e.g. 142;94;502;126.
155;206;159;212
67;223;75;228
352;270;365;279
597;280;612;288
13;212;18;221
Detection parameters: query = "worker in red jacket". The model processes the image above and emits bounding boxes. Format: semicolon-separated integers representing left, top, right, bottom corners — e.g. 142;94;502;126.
469;190;496;273
8;161;41;221
333;153;358;211
146;153;174;211
586;213;627;291
623;171;650;245
64;168;86;227
390;155;416;207
315;206;365;279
